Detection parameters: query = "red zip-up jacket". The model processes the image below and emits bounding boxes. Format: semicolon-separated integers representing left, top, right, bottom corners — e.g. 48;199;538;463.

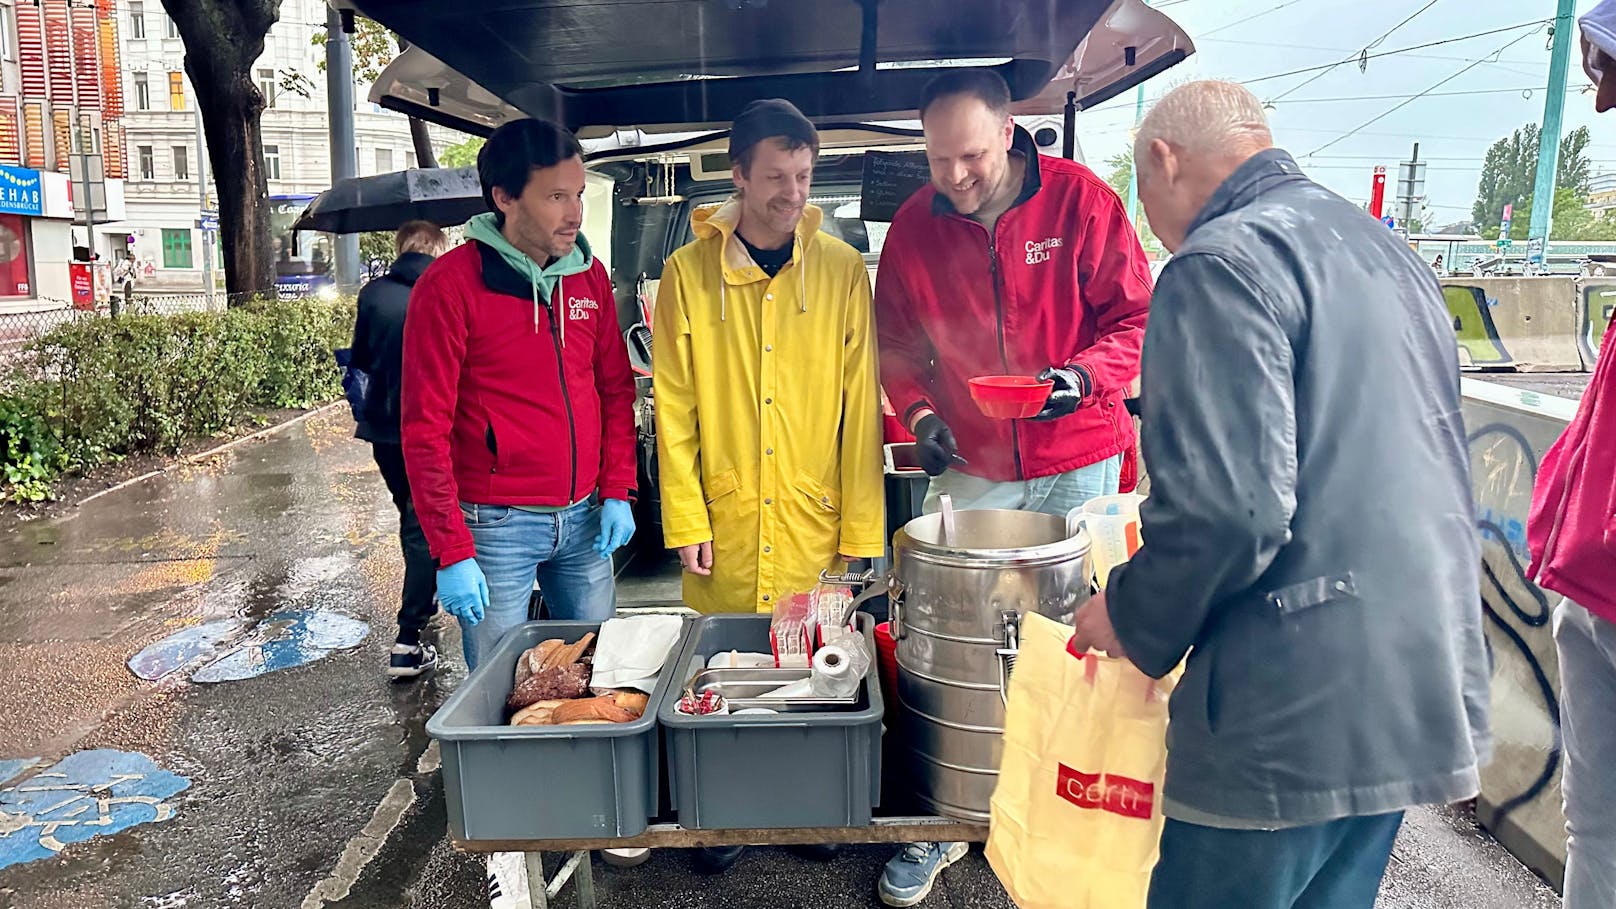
1528;312;1616;623
400;241;637;567
875;128;1152;482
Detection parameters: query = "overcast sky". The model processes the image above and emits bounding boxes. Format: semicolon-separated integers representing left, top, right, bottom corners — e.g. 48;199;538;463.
1072;0;1613;229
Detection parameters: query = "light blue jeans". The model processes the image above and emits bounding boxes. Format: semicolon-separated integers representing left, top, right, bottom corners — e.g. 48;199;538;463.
1555;597;1616;909
458;500;616;670
921;455;1123;518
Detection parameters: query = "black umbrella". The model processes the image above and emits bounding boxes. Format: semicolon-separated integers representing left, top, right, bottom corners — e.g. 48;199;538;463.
291;166;488;234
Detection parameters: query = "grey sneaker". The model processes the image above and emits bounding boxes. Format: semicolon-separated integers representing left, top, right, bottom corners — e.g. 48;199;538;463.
387;642;438;679
878;841;968;907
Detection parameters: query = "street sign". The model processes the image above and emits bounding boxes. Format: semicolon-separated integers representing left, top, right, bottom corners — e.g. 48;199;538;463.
1381;215;1397;230
1497;238;1514;249
1527;237;1546;265
197;215;218;232
1368;166;1387;219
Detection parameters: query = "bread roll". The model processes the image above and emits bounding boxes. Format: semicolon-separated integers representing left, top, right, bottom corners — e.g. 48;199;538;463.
510;699;567;726
608;690;650;717
550;695;636;724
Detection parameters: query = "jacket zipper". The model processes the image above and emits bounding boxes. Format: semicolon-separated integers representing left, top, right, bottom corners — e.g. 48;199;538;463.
486;422;498;474
984;226;1024;479
543;303;580;501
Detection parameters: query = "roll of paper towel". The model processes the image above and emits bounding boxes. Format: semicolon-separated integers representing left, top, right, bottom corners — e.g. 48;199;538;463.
812;644;859;698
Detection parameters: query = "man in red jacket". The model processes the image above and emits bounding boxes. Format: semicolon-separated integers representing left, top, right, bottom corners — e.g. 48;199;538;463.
401;119;637;671
872;69;1152;907
1527;6;1616;905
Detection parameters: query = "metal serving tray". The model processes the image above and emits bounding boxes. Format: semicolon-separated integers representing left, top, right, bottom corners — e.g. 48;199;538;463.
687;666;859;712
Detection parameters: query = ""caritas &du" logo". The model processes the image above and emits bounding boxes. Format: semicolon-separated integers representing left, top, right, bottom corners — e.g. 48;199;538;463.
1025;236;1063;265
567;296;600;322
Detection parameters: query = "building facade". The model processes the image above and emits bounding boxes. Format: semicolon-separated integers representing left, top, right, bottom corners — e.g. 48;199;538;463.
0;0;130;311
117;0;451;291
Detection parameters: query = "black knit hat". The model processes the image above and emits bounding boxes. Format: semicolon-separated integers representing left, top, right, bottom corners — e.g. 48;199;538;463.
728;98;820;164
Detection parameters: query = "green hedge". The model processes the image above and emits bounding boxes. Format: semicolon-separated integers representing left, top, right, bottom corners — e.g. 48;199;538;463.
0;297;355;503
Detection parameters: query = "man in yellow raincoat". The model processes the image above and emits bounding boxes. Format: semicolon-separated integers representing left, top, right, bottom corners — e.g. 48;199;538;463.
654;98;885;619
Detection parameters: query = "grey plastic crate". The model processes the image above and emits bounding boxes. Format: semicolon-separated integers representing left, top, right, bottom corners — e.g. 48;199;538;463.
426;618;688;841
659;613;883;830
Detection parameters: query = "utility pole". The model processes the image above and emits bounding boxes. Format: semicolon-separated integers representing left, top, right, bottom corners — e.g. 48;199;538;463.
1397;142;1425;229
1527;0;1580;269
194;103;216;309
325;6;360;289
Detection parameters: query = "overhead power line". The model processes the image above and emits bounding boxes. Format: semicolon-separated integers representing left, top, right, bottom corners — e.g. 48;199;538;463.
1241;19;1552;87
1266;0;1444;103
1300;23;1551;158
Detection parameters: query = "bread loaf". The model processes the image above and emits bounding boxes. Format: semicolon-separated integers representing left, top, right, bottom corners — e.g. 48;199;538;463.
510;699;567;726
506;662;589;709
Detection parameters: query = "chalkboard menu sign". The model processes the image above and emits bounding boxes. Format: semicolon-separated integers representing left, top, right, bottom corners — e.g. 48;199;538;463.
860;151;931;222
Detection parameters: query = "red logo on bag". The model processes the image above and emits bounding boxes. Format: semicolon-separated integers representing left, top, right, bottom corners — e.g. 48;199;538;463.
1056;765;1154;819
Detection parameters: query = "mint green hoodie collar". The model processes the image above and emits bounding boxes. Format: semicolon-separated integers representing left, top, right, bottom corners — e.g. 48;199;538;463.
464;212;592;305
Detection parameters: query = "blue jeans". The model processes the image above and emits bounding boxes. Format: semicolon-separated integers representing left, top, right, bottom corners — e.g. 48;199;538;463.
458;500;616;670
922;455;1123;518
1147;813;1404;909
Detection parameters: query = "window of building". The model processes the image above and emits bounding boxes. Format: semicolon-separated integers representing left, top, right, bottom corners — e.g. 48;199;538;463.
257;68;276;108
137;145;154;180
161;228;193;269
1;4;17;62
263;144;281;181
375;148;393;174
164;14;179;38
173;145;188;181
168;72;185;110
128;1;145;39
133;72;150;111
405;151;417;170
0;214;33;298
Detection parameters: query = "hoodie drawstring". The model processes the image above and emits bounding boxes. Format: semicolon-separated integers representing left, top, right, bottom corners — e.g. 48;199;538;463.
720;280;727;323
532;272;566;348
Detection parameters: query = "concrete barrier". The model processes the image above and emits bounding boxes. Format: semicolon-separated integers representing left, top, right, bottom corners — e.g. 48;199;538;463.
1462;378;1583;893
1441;277;1584;372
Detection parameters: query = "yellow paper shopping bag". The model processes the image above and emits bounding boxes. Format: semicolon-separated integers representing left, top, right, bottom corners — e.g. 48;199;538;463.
986;612;1179;909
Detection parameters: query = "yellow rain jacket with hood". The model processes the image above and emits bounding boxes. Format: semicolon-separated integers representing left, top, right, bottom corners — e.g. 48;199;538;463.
654;197;885;614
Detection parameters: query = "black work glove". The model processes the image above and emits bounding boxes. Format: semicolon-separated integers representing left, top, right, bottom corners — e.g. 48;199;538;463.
913;414;965;476
1031;366;1088;421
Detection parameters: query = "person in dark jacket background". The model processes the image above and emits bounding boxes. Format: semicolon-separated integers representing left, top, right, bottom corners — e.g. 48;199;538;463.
1070;80;1490;908
350;220;450;679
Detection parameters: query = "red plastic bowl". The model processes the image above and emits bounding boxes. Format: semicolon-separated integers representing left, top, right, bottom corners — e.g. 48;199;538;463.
968;375;1053;419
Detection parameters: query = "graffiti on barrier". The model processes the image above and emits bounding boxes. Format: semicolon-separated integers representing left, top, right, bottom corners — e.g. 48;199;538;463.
1465;404;1571;888
1445;285;1511;368
1580;284;1613;368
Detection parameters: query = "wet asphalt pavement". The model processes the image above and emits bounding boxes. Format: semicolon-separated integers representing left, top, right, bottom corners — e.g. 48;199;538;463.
0;408;1563;908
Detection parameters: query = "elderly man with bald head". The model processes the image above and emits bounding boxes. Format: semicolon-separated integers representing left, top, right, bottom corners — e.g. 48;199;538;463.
1068;81;1491;909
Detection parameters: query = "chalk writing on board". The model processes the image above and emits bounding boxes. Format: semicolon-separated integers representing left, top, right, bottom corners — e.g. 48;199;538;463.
861;151;932;222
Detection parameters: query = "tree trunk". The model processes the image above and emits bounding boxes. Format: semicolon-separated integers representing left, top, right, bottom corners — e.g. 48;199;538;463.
409;117;438;169
163;0;277;301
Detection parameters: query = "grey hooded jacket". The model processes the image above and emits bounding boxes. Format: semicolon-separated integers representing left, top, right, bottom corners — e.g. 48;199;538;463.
1107;149;1492;827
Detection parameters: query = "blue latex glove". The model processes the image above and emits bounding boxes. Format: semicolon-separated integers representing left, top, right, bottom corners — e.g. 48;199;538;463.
595;499;636;559
436;558;489;625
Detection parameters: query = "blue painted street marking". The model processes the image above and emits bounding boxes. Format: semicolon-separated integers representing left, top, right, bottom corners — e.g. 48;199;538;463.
0;759;39;787
0;750;189;870
127;618;247;681
190;609;370;683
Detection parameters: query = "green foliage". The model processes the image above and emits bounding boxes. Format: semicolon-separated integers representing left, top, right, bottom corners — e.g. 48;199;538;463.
0;298;355;503
1473;124;1596;232
1101;148;1162;253
440;136;485;169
